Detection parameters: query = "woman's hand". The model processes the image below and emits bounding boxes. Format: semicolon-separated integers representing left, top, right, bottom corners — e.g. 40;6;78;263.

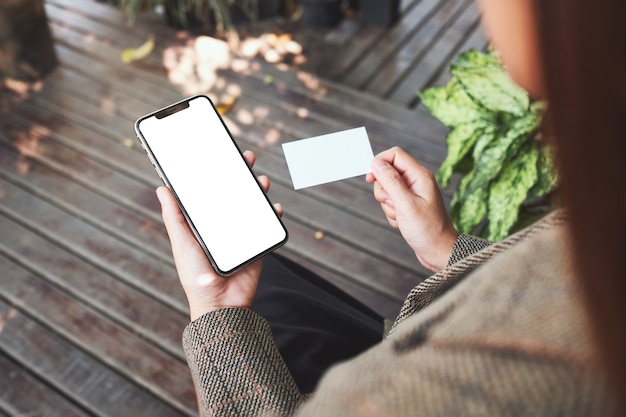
157;150;283;321
366;147;458;272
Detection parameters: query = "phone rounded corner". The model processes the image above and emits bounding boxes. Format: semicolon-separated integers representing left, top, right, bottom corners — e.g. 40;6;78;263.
213;265;233;277
134;115;152;145
212;259;243;277
279;228;289;247
134;113;149;131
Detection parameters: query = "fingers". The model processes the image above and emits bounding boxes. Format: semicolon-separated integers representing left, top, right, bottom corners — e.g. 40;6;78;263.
371;147;439;203
257;175;270;193
156;186;183;226
381;203;398;228
371;157;413;206
245;153;280;212
254;171;283;217
373;147;426;174
243;150;256;167
243;151;270;194
373;181;393;206
156;186;197;253
273;202;284;217
372;147;433;187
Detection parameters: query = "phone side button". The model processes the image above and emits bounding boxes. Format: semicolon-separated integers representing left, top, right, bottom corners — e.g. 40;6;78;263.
153;167;164;182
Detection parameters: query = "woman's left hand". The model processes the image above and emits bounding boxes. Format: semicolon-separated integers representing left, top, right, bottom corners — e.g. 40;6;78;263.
156;150;283;321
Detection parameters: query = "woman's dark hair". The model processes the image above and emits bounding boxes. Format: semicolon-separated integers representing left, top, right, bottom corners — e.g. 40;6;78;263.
533;0;626;410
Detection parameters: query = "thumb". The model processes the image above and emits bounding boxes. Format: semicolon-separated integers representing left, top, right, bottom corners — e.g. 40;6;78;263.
371;158;413;203
156;186;196;252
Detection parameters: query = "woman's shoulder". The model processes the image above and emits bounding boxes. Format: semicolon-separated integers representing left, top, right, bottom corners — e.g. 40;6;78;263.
302;212;614;416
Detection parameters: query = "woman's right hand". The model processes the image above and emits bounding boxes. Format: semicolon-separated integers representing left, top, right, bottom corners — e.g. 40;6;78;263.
366;147;458;272
156;150;282;322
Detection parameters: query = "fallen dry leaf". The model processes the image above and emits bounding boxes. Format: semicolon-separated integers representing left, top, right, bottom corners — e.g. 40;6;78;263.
121;35;155;64
216;97;237;115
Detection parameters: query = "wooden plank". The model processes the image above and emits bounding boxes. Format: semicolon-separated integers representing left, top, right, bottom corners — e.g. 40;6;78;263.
0;100;164;222
276;218;418;304
287;18;367;74
0;177;187;359
45;2;449;146
45;21;449;167
365;0;469;96
245;60;449;144
273;181;425;274
0;353;90;417
0;247;194;413
45;1;152;47
0;143;187;313
0;112;173;262
400;0;422;13
222;70;449;165
4;96;158;187
275;247;403;319
313;23;384;80
423;20;487;89
0;294;191;417
388;1;481;106
340;0;443;89
47;0;151;32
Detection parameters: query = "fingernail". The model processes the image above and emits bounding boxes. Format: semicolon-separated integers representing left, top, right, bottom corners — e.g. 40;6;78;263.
155;187;165;204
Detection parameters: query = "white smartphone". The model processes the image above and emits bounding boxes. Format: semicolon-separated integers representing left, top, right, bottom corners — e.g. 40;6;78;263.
135;95;288;276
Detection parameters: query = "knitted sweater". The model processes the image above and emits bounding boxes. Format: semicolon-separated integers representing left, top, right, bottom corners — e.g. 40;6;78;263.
182;211;614;416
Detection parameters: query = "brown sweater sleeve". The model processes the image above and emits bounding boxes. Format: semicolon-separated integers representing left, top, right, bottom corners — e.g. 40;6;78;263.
182;308;303;417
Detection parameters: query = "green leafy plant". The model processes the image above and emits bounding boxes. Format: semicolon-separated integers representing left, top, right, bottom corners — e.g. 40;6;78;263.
419;49;558;241
120;0;259;33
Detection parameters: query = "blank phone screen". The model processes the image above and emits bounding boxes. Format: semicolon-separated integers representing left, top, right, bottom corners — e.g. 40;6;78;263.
136;95;287;274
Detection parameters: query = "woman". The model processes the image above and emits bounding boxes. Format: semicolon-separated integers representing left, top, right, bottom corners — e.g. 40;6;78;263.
157;0;625;415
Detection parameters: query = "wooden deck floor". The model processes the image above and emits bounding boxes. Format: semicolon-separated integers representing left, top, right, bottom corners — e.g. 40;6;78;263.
0;0;475;415
238;0;487;107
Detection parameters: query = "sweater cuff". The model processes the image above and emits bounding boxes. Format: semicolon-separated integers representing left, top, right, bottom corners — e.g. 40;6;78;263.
183;307;267;351
182;308;301;416
447;234;493;266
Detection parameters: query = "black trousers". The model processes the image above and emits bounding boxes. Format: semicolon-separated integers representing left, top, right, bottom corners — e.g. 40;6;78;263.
252;254;384;394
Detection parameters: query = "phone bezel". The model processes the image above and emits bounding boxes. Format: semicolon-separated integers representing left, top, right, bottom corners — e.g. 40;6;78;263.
134;94;288;276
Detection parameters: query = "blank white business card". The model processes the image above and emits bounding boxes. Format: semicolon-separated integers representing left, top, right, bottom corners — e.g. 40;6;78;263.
282;127;374;190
